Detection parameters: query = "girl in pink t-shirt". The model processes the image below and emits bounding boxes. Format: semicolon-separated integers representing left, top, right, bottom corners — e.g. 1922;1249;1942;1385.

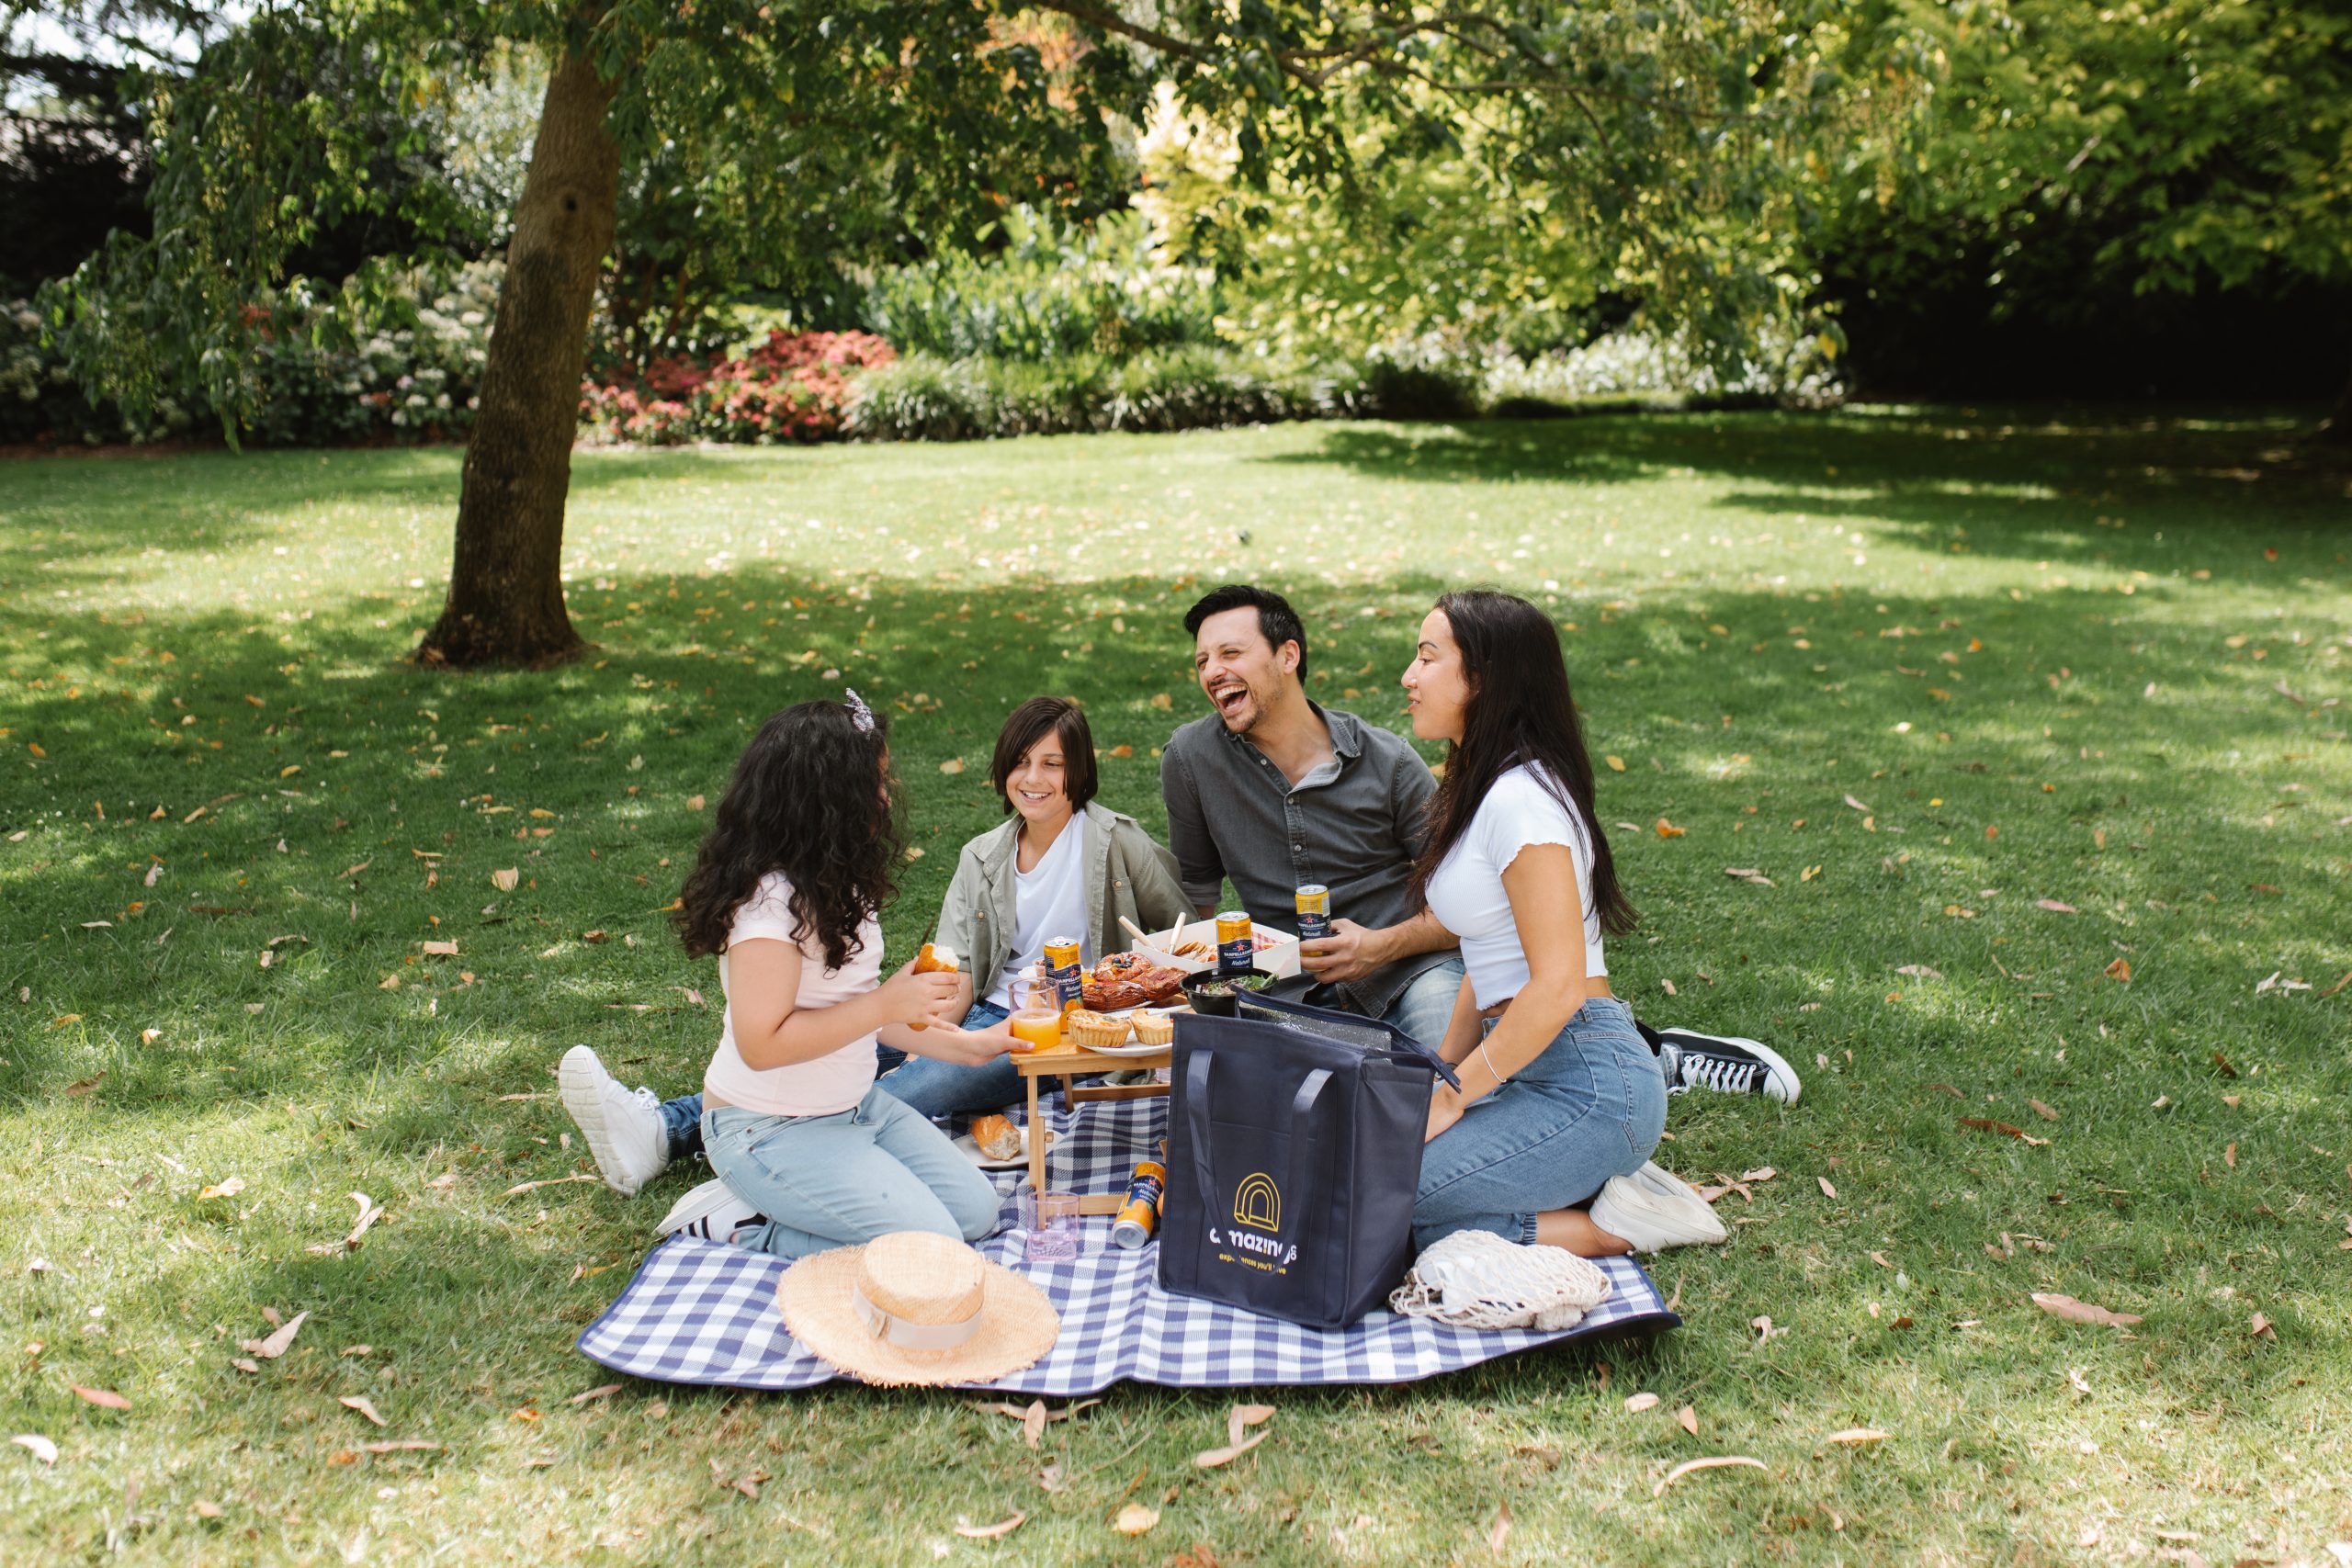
674;696;1004;1259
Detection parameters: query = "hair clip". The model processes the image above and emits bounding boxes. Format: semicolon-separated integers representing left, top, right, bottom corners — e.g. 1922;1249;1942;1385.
843;688;877;735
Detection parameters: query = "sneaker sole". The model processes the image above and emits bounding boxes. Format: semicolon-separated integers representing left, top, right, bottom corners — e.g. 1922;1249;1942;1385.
559;1045;642;1198
658;1182;745;1237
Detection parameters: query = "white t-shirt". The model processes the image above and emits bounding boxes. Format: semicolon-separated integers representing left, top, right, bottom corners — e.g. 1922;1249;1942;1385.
1422;763;1607;1010
984;820;1088;1010
701;871;881;1117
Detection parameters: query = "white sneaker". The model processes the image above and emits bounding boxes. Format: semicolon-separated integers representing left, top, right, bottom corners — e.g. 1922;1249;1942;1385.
1589;1161;1729;1253
1656;1030;1803;1104
558;1044;670;1197
657;1177;763;1245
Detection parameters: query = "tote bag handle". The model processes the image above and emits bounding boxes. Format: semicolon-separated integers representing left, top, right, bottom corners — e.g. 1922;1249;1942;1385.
1184;1047;1332;1247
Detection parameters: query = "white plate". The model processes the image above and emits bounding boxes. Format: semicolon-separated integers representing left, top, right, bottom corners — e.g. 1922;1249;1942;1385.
954;1124;1055;1170
1071;1036;1171;1059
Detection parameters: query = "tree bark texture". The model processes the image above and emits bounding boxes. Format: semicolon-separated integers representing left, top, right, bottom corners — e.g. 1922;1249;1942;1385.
417;50;619;667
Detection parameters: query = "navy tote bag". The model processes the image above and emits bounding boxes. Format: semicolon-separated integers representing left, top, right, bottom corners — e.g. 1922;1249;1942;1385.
1159;992;1460;1330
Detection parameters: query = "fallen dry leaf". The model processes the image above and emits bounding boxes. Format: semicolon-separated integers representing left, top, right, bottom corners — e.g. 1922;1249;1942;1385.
1655;818;1686;839
12;1434;58;1465
229;1357;259;1374
570;1383;622;1405
491;868;520;892
2029;1100;2059;1122
70;1385;129;1411
2105;957;2132;983
1113;1503;1159;1536
1894;964;1942;979
198;1177;246;1200
1193;1430;1270;1469
1677;1404;1699;1437
1227;1403;1274;1449
1623;1392;1662;1414
422;940;458;958
938;758;965;775
2224;1142;2237;1169
2249;1312;2276;1341
339;1396;386;1427
1869;1251;1893;1269
954;1513;1026;1540
1022;1399;1046;1450
1818;1176;1838;1199
242;1310;309;1359
360;1439;441;1455
1654;1455;1767;1496
2212;1051;2239;1078
499;1175;597;1198
1487;1499;1513;1553
1844;794;1872;812
1826;1427;1889;1446
2035;898;2078;914
1605;755;1625;772
2031;1292;2142;1329
1741;1167;1777;1183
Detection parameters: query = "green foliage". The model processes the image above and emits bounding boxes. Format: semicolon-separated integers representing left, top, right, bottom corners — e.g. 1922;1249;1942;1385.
1837;0;2352;299
845;344;1366;441
861;206;1217;362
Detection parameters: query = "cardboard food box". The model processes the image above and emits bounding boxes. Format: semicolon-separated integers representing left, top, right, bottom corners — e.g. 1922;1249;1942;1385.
1131;919;1302;980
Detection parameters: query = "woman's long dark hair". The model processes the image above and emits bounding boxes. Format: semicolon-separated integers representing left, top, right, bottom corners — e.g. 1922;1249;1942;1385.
673;700;900;969
1409;591;1637;937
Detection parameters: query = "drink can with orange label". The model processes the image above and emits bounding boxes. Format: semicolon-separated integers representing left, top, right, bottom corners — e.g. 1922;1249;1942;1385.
1111;1159;1167;1249
1043;936;1083;1010
1215;910;1253;976
1294;885;1331;944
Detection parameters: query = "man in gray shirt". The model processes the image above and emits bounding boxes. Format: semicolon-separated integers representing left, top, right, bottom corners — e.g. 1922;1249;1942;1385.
1160;584;1465;1043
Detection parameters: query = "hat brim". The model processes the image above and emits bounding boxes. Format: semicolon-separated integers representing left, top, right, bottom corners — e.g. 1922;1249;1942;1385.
777;1243;1061;1388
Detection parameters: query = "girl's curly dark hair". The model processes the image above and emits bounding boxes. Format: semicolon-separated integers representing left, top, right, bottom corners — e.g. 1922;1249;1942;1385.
673;700;900;969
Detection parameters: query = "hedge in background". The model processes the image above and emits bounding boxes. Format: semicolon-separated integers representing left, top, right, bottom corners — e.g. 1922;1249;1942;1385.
844;346;1383;441
579;330;894;445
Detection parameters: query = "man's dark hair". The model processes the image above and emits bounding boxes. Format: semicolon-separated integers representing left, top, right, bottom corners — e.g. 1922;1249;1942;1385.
989;696;1099;816
1182;583;1309;682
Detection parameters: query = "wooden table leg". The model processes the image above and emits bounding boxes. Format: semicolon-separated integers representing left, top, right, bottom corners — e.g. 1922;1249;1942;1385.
1024;1070;1046;1196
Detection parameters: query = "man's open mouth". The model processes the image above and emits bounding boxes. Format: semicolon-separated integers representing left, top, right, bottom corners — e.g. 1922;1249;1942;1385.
1211;682;1249;716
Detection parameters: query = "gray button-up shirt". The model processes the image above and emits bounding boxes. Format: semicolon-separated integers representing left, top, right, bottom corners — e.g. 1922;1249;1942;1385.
1159;703;1457;1020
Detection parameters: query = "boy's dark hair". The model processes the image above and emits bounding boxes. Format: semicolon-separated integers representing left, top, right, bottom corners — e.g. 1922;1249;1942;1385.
989;696;1099;816
1182;583;1309;682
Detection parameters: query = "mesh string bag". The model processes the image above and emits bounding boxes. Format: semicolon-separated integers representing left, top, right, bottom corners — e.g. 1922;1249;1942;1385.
1389;1229;1613;1331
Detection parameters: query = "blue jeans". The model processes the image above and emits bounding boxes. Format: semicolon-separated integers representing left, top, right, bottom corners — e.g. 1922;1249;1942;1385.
700;1087;1001;1262
654;1000;1016;1162
1411;996;1665;1250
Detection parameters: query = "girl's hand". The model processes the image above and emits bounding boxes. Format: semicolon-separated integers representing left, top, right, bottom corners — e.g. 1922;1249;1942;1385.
909;1021;1012;1067
879;959;964;1029
1423;1086;1465;1144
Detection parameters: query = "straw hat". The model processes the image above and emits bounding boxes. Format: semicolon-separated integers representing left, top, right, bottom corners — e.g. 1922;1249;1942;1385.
775;1231;1060;1387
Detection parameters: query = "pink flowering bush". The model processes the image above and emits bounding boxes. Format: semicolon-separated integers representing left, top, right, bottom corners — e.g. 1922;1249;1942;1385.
579;330;896;445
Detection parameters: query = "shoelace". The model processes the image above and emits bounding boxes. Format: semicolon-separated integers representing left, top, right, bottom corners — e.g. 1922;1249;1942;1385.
1681;1054;1762;1094
628;1086;661;1111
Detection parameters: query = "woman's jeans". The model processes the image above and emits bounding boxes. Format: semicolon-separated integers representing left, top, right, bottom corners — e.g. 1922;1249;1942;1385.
1411;996;1666;1250
653;1001;1017;1162
700;1087;1001;1262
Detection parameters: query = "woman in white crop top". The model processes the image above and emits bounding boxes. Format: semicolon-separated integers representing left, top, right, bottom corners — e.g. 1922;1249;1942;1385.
670;696;1004;1261
1401;591;1714;1259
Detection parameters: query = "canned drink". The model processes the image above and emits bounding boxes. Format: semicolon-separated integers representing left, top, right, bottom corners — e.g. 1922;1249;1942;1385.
1215;910;1254;976
1111;1159;1167;1249
1043;935;1084;1011
1294;885;1331;944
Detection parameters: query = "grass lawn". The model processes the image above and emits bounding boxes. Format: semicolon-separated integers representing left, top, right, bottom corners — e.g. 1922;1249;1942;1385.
3;407;2348;1565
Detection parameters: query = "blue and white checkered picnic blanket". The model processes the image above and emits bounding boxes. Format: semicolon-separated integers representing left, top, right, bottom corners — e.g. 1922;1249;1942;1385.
576;1095;1679;1393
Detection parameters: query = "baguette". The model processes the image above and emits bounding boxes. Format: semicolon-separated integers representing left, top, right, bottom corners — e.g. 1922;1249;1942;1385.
908;942;960;1030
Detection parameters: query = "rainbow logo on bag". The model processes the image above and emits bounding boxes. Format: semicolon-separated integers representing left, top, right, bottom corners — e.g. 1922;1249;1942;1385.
1232;1172;1281;1233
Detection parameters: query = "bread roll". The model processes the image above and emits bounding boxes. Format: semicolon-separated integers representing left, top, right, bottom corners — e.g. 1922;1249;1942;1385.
969;1113;1023;1161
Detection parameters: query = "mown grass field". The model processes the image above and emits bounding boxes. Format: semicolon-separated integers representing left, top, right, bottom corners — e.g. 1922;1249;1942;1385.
3;408;2347;1566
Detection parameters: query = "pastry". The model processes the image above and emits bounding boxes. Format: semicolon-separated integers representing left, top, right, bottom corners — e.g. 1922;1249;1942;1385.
907;942;960;1030
1128;1010;1181;1046
1064;1009;1133;1049
968;1112;1023;1161
1081;953;1189;1010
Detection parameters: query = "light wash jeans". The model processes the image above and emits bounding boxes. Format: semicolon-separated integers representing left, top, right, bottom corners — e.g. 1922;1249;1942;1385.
654;1001;1017;1162
700;1087;1001;1262
1411;995;1665;1250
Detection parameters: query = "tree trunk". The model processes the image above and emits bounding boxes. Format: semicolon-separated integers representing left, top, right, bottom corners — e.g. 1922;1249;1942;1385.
416;49;619;668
